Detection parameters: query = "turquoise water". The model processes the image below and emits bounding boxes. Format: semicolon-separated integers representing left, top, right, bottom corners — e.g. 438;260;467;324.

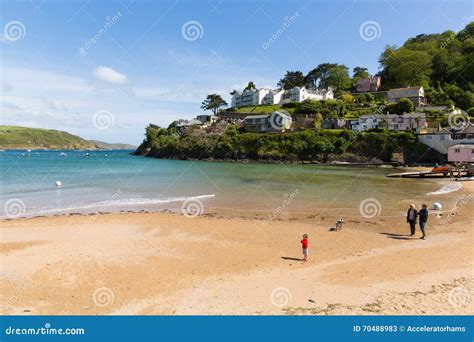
0;150;441;218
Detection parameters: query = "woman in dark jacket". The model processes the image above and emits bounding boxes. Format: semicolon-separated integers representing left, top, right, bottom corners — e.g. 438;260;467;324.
406;204;418;236
418;204;428;240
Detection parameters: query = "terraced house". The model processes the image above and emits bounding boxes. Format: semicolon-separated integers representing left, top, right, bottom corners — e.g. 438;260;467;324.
231;86;333;107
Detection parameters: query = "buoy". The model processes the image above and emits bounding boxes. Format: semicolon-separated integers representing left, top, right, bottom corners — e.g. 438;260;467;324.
55;181;62;188
432;202;442;210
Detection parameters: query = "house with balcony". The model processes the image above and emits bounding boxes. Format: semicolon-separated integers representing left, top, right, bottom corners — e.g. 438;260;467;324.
280;86;334;104
231;86;333;108
261;89;285;105
387;86;425;105
244;111;292;133
230;88;270;107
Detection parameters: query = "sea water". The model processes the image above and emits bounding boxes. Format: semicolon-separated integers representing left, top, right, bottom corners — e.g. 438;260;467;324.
0;150;444;218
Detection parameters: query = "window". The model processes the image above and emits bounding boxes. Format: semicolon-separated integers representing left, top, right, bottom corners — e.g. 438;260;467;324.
454;149;460;153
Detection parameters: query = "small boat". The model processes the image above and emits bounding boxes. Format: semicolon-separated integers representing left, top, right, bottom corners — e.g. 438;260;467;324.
84;153;90;158
60;152;67;157
431;164;450;173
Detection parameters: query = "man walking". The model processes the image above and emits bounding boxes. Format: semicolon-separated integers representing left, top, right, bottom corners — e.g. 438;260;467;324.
418;204;428;240
406;204;418;236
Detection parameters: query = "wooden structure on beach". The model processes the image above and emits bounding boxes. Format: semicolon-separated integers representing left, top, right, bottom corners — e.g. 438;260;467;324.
387;168;469;178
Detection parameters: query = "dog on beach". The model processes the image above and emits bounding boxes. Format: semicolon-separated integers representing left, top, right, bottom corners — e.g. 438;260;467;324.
329;218;344;231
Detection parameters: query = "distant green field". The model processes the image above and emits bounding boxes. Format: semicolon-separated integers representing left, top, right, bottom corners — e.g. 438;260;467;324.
0;126;98;149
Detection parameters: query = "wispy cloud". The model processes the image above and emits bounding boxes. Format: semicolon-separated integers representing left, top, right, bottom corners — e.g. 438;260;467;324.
93;66;128;84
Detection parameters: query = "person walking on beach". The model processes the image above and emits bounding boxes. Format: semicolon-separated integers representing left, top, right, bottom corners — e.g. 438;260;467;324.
301;234;309;262
406;204;418;236
418;204;428;240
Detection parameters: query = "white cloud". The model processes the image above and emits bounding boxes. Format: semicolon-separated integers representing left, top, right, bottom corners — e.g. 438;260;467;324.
93;66;128;84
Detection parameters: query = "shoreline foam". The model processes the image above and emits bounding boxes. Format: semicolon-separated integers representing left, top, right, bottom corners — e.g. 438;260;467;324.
427;181;462;195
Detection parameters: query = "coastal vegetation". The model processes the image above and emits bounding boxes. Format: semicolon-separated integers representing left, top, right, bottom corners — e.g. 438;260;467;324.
0;126;135;150
135;124;440;164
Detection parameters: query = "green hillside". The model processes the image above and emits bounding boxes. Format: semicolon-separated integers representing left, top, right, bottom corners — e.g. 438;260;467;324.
89;140;137;150
0;126;98;150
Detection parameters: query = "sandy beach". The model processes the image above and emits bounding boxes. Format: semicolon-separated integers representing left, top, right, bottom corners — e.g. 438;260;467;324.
1;181;472;315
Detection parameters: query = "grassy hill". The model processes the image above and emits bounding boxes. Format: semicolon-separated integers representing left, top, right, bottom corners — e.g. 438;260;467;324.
0;126;99;150
229;104;296;114
89;140;136;150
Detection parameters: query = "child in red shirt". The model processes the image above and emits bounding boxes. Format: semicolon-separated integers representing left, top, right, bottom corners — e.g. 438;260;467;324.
301;234;308;262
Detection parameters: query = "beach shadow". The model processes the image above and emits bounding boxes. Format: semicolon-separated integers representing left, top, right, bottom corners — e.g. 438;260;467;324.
379;232;415;240
281;256;302;261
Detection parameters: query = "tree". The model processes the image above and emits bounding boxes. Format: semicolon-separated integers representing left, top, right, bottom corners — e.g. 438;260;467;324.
201;94;228;114
244;81;256;91
396;98;414;114
352;67;369;80
278;70;305;90
341;93;354;103
324;65;352;91
304;63;351;91
379;47;432;88
305;63;337;89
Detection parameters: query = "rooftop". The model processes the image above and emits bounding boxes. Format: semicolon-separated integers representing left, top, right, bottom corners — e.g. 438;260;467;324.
449;144;474;149
388;86;423;92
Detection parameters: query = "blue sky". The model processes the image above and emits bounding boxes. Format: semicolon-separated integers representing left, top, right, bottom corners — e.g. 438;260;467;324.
1;0;473;145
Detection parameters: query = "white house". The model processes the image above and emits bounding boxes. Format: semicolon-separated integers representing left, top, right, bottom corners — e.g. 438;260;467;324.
351;115;385;131
231;88;270;107
231;86;333;107
280;86;333;104
261;89;285;105
244;111;292;132
196;114;217;125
